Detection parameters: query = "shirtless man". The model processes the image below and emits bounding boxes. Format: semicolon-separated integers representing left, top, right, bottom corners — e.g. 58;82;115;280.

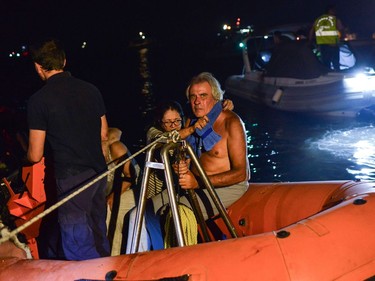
151;72;250;220
176;72;250;219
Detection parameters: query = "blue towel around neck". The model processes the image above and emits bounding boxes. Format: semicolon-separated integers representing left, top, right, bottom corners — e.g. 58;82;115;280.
186;102;222;157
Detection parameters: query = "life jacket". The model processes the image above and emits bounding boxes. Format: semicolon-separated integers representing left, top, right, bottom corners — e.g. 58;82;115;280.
314;14;339;45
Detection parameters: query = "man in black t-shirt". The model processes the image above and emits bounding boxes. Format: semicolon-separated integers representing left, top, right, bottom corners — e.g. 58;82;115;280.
27;38;110;260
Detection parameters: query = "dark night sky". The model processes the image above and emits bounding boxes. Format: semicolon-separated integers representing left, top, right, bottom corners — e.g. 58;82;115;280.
0;0;374;144
1;0;374;53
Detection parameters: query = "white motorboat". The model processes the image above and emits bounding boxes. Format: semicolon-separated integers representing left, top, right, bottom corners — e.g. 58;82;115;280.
225;34;375;117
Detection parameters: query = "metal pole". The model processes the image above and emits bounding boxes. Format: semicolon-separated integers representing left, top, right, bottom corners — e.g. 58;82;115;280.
129;143;160;253
184;143;238;238
160;142;186;246
186;189;211;242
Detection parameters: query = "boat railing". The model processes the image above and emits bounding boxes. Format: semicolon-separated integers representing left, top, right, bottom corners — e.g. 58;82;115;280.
242;36;252;74
128;131;238;253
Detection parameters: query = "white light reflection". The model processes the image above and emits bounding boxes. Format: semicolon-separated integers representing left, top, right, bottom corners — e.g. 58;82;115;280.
309;126;375;180
343;73;375;93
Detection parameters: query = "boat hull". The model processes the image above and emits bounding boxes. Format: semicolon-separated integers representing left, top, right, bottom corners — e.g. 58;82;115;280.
225;71;375;117
1;180;375;280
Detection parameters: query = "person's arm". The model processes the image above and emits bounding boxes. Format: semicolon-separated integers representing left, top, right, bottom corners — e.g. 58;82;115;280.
106;140;133;208
178;126;195;140
179;116;209;139
110;141;130;175
179;100;233;139
27;129;46;163
336;18;345;39
101;115;109;159
110;141;133;186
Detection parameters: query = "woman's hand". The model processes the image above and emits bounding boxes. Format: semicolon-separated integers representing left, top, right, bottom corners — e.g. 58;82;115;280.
193;116;209;130
222;99;234;111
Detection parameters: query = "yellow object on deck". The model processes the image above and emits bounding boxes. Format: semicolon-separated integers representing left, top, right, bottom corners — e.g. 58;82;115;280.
164;204;198;248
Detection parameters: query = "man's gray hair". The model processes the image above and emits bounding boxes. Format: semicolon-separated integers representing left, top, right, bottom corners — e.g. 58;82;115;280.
185;72;224;101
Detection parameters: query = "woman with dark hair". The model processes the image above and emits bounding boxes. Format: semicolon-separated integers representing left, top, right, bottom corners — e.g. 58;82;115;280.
146;100;208;144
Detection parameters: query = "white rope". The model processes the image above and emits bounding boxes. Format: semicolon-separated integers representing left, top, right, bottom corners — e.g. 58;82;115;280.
0;222;33;258
0;132;180;245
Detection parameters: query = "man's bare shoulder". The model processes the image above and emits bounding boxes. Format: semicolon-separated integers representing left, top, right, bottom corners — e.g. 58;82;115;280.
220;109;244;125
213;110;245;135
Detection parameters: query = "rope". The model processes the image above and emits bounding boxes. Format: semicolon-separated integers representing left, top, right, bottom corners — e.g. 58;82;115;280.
0;132;179;245
164;204;198;248
0;222;32;258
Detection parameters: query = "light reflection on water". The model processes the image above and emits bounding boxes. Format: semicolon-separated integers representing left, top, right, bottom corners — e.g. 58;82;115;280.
234;97;375;182
308;125;375;181
247;123;282;182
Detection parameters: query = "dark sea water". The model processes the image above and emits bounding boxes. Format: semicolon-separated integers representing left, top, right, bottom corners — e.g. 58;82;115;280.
236;100;375;182
2;41;375;182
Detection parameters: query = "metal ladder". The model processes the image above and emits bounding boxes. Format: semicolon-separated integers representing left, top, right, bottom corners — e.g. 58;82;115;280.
129;132;238;253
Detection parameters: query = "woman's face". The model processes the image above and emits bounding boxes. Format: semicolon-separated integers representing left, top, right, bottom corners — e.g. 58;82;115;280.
161;109;182;132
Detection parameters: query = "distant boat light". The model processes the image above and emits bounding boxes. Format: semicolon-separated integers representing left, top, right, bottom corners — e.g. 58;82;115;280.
139;32;146;40
8;51;21;58
261;52;271;63
240;28;250;34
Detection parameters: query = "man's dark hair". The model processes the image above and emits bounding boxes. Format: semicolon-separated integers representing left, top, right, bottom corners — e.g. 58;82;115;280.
30;38;66;71
325;4;336;14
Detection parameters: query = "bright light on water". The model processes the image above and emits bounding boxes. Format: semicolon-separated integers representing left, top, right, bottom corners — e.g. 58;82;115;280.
343;73;375;92
309;125;375;181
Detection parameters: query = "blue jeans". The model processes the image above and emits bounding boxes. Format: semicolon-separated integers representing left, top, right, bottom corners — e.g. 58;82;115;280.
56;169;110;260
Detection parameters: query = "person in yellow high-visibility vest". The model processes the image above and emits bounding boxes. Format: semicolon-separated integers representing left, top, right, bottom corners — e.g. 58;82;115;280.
309;4;345;71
